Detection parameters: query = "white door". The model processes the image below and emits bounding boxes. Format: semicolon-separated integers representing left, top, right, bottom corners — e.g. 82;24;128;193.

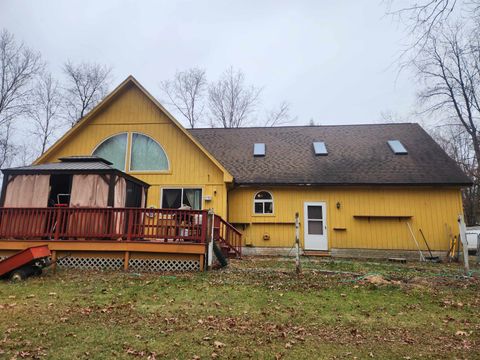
304;202;328;250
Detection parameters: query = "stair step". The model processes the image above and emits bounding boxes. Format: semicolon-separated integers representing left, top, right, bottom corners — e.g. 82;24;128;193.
303;250;331;257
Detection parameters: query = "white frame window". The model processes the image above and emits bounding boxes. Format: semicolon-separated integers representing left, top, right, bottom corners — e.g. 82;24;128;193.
129;132;170;172
92;132;129;171
161;188;203;210
253;191;273;214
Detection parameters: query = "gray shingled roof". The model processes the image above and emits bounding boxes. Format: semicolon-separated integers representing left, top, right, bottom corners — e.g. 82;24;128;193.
2;156;149;187
6;157;113;172
189;123;471;186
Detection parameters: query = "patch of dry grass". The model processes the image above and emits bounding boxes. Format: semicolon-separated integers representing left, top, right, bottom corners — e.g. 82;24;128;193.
0;257;479;359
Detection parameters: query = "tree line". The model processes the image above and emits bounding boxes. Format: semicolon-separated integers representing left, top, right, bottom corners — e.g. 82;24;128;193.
0;29;112;168
0;29;295;170
159;67;294;129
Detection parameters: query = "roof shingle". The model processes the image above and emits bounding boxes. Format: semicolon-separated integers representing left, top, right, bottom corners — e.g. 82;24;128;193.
189;123;471;186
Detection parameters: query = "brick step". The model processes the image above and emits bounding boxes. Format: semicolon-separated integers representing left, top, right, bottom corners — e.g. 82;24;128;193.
303;250;331;257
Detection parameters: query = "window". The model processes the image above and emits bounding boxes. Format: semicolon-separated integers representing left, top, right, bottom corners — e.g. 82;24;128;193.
387;140;408;155
254;191;273;214
92;133;170;172
130;133;169;171
162;188;202;210
92;133;128;170
313;141;328;155
254;143;265;156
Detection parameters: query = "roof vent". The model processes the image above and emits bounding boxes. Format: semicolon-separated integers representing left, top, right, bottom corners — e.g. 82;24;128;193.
313;142;328;155
254;143;265;156
387;140;408;155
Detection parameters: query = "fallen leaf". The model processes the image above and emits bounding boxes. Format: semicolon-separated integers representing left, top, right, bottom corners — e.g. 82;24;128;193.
213;341;225;349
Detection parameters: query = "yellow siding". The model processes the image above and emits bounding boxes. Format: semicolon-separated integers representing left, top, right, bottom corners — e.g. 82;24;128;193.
228;186;463;251
39;84;228;217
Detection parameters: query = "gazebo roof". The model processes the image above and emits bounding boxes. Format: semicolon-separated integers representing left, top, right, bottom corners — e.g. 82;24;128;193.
1;156;149;188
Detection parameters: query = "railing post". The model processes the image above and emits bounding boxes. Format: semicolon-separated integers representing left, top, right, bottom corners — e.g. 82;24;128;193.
127;209;133;241
54;207;61;241
201;210;208;243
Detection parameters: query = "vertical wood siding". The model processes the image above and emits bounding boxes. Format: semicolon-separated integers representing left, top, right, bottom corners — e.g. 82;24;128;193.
39;84;228;217
228;186;463;250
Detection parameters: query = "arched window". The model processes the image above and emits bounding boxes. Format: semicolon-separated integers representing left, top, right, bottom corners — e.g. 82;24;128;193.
254;191;273;214
93;133;128;170
130;133;169;171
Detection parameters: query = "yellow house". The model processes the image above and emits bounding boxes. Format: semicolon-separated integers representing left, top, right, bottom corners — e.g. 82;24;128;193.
32;76;471;259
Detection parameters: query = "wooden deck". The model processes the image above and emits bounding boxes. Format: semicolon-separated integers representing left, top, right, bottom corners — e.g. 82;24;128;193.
0;207;241;272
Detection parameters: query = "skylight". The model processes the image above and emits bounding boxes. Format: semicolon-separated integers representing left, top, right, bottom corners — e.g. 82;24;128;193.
254;143;265;156
387;140;408;155
313;142;328;155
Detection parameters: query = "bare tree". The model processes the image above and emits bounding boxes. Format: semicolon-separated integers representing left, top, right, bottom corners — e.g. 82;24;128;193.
160;68;207;128
0;29;42;168
415;24;480;167
432;125;479;224
386;1;480;57
263;101;294;127
63;60;112;127
27;72;63;155
413;24;480;222
208;67;262;128
0;121;15;169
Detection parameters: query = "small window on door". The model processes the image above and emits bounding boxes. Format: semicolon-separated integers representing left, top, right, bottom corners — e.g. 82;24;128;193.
254;191;273;214
307;205;324;235
162;188;202;210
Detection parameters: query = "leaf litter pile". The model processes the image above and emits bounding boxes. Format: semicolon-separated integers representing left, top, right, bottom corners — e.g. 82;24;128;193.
0;257;479;359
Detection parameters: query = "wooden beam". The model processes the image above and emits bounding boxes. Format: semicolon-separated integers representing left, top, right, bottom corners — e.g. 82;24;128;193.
124;251;130;271
0;240;206;254
51;250;57;273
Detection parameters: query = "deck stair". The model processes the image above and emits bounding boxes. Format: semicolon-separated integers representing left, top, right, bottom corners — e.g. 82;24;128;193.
214;215;242;258
303;250;331;257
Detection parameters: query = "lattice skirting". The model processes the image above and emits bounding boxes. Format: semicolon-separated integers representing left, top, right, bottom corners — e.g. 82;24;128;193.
57;257;124;271
129;258;200;272
54;256;200;272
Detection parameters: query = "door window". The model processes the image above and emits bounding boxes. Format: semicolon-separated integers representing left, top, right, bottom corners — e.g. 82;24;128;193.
307;205;324;235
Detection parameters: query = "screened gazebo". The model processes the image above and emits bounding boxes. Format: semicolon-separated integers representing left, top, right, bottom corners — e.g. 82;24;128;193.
0;156;149;208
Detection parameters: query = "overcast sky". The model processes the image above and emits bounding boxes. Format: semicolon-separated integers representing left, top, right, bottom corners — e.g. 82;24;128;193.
0;0;416;127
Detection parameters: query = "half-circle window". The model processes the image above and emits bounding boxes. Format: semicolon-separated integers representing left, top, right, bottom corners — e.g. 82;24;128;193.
93;133;128;170
130;133;169;171
254;191;273;214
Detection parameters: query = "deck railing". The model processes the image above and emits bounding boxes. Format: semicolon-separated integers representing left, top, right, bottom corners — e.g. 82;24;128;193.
0;207;209;243
214;215;242;257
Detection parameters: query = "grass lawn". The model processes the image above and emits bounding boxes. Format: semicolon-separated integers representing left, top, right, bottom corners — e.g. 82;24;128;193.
1;257;479;359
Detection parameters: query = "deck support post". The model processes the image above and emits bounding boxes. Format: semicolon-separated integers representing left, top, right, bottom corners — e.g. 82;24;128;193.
51;250;57;273
124;251;130;271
